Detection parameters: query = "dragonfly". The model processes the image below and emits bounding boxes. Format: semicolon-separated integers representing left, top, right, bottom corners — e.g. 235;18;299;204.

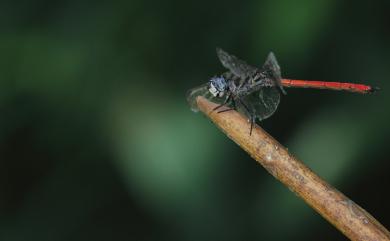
187;48;377;134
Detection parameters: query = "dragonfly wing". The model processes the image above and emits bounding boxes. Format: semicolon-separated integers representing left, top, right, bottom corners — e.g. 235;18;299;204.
236;87;280;121
256;87;281;120
262;52;281;78
216;48;257;79
262;52;286;94
186;83;226;112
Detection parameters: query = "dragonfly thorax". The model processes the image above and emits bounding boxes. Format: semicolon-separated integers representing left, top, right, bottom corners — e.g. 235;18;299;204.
209;76;228;97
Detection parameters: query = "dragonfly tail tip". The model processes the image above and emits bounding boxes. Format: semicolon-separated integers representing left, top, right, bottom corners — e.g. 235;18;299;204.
369;86;380;93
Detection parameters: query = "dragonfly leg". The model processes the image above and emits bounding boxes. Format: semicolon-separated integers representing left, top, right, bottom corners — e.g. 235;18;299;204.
218;96;238;113
217;98;236;113
237;98;256;136
212;94;232;112
237;98;251;114
250;116;255;135
217;108;233;113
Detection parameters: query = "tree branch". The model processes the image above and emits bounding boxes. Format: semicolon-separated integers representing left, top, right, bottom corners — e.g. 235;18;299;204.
196;96;390;241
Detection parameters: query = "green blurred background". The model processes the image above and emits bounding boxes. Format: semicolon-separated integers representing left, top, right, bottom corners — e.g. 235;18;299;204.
1;0;389;240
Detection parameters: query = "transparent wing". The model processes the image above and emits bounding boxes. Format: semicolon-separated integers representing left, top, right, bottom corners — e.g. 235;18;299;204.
262;52;286;94
262;52;281;79
236;87;280;121
186;83;225;112
216;48;257;79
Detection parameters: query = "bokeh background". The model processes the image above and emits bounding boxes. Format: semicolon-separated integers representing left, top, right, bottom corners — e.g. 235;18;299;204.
1;0;390;240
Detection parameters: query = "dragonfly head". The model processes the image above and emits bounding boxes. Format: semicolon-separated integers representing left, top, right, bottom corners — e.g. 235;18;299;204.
209;76;227;97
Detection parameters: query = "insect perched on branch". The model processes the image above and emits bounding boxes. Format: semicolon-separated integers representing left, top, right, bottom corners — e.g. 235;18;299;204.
187;48;377;134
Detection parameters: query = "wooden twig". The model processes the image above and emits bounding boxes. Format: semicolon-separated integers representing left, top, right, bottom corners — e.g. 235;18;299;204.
196;96;390;241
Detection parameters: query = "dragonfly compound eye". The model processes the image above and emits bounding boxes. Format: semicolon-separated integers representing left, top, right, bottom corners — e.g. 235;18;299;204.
209;77;227;97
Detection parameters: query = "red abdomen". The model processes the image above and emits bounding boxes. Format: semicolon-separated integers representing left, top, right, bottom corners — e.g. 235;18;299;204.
281;79;376;94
